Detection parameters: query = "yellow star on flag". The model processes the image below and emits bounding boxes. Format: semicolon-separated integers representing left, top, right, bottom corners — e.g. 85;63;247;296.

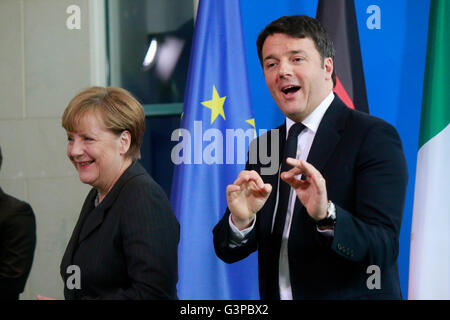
246;118;257;139
201;85;226;124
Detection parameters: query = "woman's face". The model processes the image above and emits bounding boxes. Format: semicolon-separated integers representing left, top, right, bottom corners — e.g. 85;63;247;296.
66;110;130;195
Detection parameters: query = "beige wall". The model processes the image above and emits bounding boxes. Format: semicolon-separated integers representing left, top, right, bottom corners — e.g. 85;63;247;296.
0;0;106;299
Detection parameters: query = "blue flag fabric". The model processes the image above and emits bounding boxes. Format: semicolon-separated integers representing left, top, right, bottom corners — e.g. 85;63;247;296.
170;0;259;299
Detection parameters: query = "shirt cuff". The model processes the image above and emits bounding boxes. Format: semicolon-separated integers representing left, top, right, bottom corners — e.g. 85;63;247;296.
316;226;334;237
228;214;256;248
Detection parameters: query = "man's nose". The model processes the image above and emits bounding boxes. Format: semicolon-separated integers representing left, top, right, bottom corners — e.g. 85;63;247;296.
278;61;293;78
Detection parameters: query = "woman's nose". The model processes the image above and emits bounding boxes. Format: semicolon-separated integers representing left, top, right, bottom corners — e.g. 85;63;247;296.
68;139;83;158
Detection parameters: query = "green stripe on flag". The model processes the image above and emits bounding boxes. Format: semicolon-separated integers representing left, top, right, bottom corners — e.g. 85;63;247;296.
419;0;450;148
409;0;450;299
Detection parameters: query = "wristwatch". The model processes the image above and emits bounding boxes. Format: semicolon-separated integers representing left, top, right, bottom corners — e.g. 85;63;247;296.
316;201;336;227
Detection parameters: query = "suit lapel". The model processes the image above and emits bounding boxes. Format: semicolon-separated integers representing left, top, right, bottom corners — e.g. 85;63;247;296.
259;123;286;237
76;160;145;244
61;161;144;298
292;96;349;217
306;97;348;173
61;188;96;270
77;204;106;244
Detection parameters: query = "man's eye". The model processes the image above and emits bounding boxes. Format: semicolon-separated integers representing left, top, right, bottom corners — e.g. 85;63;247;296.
67;136;74;142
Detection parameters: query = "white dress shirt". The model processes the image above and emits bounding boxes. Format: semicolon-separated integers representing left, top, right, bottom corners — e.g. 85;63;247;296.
228;91;335;299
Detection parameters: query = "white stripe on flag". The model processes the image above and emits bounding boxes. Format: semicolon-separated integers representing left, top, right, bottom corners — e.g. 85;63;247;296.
409;124;450;299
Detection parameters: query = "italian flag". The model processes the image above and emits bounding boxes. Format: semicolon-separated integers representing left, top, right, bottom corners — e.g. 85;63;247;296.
408;0;450;299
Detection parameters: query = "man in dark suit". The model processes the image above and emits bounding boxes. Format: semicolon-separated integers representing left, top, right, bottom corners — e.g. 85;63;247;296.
213;15;408;299
0;146;36;300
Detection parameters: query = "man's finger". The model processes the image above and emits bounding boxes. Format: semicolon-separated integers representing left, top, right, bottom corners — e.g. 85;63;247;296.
234;170;264;188
309;171;327;191
226;184;241;195
259;183;273;196
281;171;306;189
282;166;302;179
286;158;324;181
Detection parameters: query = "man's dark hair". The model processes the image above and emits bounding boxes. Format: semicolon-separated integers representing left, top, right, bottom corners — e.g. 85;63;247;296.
256;15;336;86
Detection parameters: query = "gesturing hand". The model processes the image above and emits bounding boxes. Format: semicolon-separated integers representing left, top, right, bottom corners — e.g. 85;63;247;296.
226;170;272;230
281;158;328;221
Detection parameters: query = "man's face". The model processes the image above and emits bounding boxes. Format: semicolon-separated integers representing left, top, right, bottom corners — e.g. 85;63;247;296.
262;33;333;122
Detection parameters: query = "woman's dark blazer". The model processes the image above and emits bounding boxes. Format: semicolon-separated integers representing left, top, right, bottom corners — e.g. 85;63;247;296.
60;161;179;299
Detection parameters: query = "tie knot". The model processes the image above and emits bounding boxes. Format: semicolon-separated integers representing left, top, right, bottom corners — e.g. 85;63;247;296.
288;122;305;139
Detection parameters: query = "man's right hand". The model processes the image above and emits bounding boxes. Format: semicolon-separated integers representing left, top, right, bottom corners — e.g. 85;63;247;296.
226;170;272;230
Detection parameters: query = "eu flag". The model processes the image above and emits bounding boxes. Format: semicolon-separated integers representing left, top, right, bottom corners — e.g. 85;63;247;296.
170;0;259;299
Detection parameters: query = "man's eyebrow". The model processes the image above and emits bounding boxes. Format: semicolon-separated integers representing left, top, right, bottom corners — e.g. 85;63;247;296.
263;50;307;61
263;55;278;62
289;49;307;55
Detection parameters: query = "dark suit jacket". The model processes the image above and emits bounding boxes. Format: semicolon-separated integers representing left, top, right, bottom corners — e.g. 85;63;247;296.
0;187;36;300
60;161;179;299
213;97;408;299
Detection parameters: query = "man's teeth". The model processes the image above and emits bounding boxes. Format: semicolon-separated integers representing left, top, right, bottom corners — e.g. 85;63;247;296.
282;86;300;94
80;161;93;166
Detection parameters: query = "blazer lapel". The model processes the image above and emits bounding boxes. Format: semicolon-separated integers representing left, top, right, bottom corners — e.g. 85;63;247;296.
306;97;348;174
76;160;146;244
61;188;97;270
259;123;286;237
292;96;349;217
77;204;106;244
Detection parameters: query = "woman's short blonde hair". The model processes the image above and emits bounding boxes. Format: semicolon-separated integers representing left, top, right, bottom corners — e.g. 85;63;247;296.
62;86;146;160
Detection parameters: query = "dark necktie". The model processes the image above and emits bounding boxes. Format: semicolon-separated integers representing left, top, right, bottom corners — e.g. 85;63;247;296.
270;122;305;298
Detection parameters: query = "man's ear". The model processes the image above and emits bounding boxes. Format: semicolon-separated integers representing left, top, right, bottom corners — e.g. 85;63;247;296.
119;130;131;155
324;57;334;81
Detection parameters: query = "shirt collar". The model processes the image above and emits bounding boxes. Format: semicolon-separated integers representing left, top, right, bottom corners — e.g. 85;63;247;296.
286;91;335;137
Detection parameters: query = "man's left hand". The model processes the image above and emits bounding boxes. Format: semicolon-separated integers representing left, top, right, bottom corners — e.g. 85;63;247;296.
281;158;328;221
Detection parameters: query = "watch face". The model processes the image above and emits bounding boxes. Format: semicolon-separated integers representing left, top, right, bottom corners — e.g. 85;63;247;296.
317;202;336;227
328;201;336;219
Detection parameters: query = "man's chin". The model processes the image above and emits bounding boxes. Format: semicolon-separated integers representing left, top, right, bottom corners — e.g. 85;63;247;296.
280;103;309;122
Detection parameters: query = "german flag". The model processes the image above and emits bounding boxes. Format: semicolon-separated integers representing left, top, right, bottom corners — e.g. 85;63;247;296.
317;0;369;113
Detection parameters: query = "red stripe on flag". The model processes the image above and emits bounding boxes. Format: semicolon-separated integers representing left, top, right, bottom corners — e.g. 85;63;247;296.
334;76;355;109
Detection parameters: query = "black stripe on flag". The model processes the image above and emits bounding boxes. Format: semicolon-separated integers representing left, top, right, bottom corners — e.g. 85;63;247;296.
317;0;369;113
